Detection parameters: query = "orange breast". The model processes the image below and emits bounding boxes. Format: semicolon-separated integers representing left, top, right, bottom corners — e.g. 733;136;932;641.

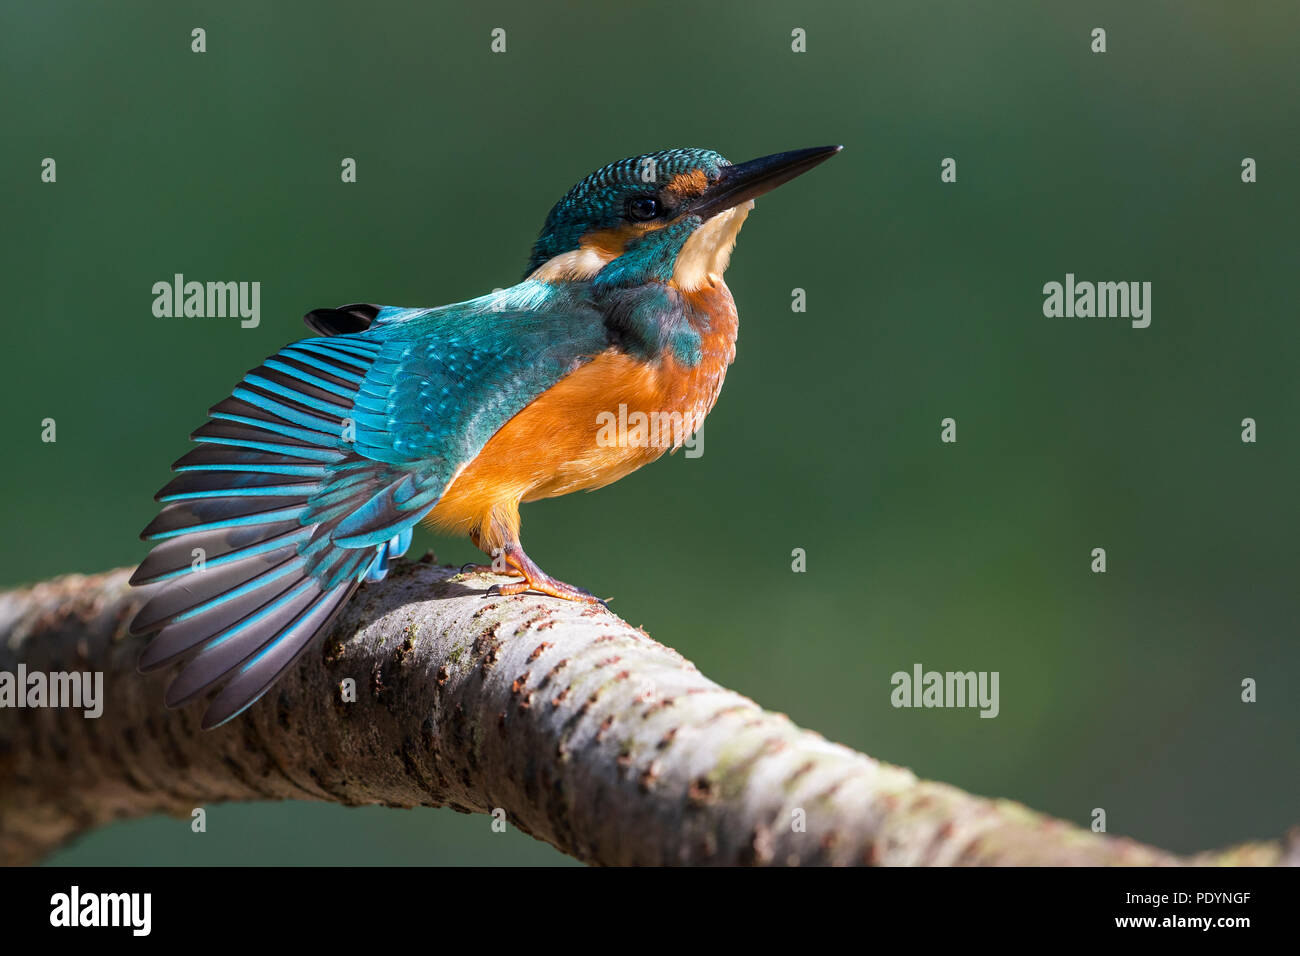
423;280;738;549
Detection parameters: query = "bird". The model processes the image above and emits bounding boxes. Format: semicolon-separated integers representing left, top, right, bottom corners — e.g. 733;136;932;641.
130;144;842;729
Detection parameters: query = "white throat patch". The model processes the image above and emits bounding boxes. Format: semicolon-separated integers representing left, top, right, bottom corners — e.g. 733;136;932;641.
672;201;753;291
527;245;615;282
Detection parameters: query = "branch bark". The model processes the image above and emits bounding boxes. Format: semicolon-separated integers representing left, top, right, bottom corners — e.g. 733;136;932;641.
1;561;1294;866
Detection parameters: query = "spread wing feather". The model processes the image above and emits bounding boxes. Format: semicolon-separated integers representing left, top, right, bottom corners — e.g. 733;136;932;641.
131;290;607;727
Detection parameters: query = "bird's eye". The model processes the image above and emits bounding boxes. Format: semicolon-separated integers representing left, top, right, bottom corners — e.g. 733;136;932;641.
626;196;661;221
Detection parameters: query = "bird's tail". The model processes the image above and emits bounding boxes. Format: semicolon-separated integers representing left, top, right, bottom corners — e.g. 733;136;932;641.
130;334;412;728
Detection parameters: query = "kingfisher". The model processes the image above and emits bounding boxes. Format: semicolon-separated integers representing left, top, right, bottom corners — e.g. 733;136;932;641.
130;144;842;728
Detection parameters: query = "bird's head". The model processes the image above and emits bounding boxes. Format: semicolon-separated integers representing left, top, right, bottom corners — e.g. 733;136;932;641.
526;145;842;291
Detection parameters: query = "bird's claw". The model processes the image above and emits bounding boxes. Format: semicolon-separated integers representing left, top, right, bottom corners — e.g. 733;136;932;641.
475;543;604;604
485;578;603;604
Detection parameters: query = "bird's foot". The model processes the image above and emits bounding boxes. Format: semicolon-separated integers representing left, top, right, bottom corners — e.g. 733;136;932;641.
487;577;602;603
484;545;604;604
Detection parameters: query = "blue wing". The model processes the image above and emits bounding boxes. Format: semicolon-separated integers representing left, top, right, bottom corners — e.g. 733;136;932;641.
131;283;607;728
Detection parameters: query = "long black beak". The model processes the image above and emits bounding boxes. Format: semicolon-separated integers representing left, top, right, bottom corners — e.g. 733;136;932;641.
691;145;842;220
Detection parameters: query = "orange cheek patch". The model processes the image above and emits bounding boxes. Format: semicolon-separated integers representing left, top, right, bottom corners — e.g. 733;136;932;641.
664;169;709;199
579;221;656;257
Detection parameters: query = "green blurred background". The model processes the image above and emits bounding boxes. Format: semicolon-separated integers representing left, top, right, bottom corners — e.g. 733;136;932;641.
2;0;1296;864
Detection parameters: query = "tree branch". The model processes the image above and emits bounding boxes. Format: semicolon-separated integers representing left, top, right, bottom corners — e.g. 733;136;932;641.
0;561;1294;866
